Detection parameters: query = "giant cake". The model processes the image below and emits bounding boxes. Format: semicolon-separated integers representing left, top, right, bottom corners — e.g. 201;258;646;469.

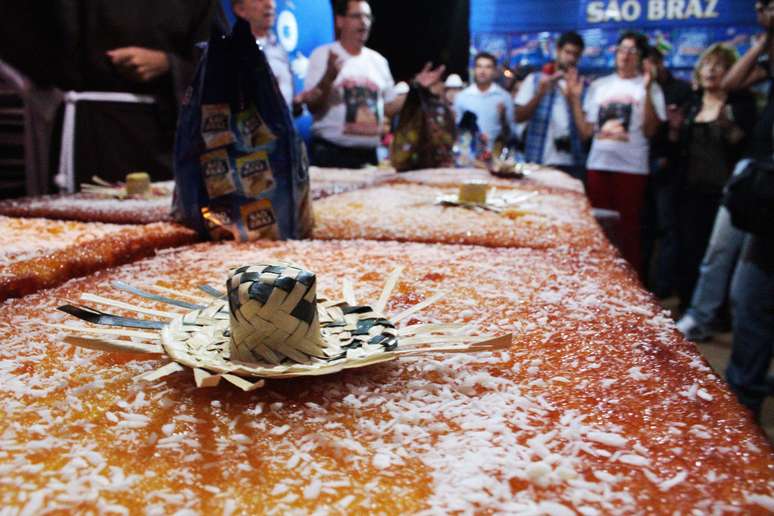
0;193;174;225
309;166;395;200
386;166;586;195
312;183;610;251
0;215;197;300
1;239;772;513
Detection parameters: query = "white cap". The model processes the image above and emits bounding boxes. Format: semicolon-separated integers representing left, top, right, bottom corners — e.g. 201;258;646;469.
444;73;464;89
394;81;410;95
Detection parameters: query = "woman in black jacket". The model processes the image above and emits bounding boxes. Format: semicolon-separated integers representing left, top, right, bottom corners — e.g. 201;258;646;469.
668;43;757;309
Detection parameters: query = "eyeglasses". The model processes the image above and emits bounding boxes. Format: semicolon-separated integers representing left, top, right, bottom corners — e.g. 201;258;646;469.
345;12;374;22
616;46;639;55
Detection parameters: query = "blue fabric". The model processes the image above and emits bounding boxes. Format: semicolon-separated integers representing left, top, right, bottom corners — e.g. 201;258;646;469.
453;85;516;150
685;160;748;327
726;235;774;417
523;73;585;169
523;73;554;165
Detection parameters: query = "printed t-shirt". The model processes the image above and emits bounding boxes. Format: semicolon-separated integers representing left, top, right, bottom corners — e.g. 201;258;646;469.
304;41;396;148
584;73;667;175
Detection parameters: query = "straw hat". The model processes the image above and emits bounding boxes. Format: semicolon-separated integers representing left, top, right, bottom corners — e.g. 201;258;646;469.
436;181;539;213
56;262;510;391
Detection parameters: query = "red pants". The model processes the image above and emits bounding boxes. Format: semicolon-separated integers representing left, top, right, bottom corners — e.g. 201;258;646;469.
587;169;648;279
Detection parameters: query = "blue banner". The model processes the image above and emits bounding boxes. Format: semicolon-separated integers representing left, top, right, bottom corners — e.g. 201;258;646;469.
579;0;754;29
472;0;758;72
472;0;755;32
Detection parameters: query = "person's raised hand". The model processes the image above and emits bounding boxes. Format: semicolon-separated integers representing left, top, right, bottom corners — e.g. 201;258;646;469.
538;70;563;95
561;67;583;100
752;32;771;54
643;60;655;89
666;104;684;131
107;47;170;82
323;50;343;83
414;62;446;88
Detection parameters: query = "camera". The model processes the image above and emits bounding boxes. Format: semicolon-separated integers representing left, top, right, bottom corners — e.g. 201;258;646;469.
554;135;572;153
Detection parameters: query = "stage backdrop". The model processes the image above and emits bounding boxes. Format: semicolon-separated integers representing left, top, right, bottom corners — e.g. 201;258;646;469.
471;0;758;74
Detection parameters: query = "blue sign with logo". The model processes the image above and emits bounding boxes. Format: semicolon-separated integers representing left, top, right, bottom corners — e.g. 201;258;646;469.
579;0;752;29
472;0;758;72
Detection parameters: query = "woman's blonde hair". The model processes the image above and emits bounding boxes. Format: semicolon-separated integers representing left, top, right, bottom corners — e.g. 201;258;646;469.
693;43;739;86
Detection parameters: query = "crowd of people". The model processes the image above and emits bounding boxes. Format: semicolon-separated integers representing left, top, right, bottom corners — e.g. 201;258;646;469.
0;0;771;420
292;0;772;421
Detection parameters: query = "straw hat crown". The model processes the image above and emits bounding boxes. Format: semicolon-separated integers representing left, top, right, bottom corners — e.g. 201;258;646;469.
228;263;327;365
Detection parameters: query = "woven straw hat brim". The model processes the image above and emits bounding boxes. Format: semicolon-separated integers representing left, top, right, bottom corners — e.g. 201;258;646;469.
437;191;539;212
161;299;400;378
55;266;512;391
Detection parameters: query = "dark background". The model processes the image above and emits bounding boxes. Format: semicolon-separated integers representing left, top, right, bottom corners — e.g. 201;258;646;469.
337;0;471;82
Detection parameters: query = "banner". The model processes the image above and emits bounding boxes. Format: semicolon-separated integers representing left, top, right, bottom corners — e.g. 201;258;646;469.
580;0;753;29
472;0;758;72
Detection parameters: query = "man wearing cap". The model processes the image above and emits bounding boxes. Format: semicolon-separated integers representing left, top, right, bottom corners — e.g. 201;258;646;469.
444;74;464;105
515;31;586;179
303;0;402;168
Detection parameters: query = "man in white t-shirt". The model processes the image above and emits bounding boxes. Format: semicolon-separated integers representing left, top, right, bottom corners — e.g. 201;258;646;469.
565;31;666;279
232;0;301;114
515;31;585;179
303;0;402;168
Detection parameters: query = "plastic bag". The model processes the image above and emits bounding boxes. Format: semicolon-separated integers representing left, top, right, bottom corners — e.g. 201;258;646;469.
390;83;455;172
173;19;313;241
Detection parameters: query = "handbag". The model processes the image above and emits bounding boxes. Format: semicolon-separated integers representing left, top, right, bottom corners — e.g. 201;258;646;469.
723;159;774;237
390;83;455;172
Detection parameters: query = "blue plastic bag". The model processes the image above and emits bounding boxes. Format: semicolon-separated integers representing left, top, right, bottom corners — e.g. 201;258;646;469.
173;18;312;241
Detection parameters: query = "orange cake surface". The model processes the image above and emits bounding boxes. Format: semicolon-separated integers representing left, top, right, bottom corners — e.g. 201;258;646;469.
0;193;173;224
387;166;586;195
0;216;197;301
309;166;395;199
313;183;609;251
1;239;772;514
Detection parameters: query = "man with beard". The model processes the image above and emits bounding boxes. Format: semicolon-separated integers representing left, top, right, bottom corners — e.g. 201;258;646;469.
515;32;586;180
